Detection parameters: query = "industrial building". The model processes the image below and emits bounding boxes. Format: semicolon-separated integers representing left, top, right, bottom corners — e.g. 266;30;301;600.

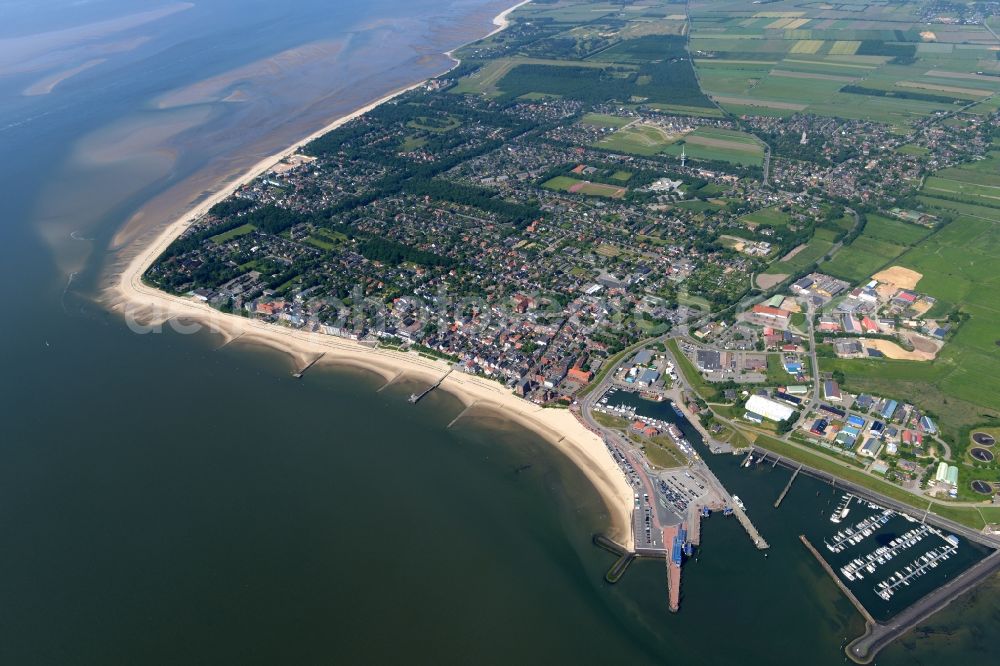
744;395;795;422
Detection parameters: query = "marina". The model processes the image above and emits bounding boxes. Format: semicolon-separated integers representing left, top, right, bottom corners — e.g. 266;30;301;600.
733;451;994;625
591;383;996;656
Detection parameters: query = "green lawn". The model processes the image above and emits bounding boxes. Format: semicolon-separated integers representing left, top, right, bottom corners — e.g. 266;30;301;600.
668;339;719;400
741;206;792;228
596;122;681;156
210;223;255;244
764;233;834;275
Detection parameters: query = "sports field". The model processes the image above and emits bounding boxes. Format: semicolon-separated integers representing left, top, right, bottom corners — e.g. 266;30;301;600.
542;176;627;199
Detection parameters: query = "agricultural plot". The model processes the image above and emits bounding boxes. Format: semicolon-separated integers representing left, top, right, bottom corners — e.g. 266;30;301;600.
923;177;1000;208
829;41;860;55
688;0;1000;126
820;213;933;283
824;196;1000;442
860;214;931;246
922;150;1000;209
821;237;908;283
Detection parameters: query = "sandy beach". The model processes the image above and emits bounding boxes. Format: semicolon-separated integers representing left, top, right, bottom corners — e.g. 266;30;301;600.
107;0;635;547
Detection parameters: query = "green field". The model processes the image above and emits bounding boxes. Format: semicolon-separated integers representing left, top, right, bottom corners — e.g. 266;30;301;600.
663;127;765;166
859;214;931;246
645;102;725;118
597;125;762;165
820;171;1000;448
818;212;933;284
210;223;255;244
764;230;835;275
596;122;680;156
688;0;1000;126
542;176;626;198
579;113;632;128
741;206;791;229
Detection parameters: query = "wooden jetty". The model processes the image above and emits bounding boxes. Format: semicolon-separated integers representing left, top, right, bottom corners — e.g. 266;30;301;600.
408;369;452;403
774;464;802;508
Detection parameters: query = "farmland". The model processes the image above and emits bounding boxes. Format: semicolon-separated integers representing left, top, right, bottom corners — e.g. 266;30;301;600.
821;150;1000;446
687;0;1000;126
818;214;931;283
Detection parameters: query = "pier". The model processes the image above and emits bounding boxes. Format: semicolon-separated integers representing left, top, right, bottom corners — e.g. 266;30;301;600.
663;525;682;612
408;369;452;403
292;352;325;378
774;465;801;508
800;535;875;626
686;505;702;547
847;550;1000;664
732;502;769;549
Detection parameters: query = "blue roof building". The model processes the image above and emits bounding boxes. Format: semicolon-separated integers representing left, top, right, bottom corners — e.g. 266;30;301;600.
880;400;898;420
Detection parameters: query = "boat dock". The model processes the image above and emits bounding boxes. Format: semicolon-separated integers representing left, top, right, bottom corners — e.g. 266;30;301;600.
847;550;1000;664
408;369;452;403
774;465;802;508
732;502;769;549
800;535;875;626
687;504;702;546
663;524;682;613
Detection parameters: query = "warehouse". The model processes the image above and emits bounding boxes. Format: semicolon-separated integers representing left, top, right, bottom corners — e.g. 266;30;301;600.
744;394;795;422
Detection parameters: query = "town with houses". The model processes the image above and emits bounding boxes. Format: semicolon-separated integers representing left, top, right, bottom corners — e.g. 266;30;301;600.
144;0;1000;528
